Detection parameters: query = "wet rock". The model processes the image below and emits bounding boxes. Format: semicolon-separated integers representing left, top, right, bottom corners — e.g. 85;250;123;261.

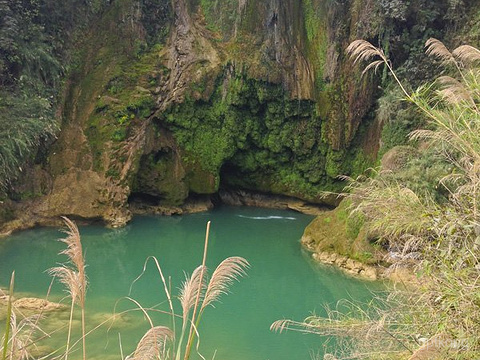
312;251;379;280
300;235;316;251
219;189;327;215
130;195;213;216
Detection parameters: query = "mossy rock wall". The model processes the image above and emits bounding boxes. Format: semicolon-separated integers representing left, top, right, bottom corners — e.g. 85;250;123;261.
4;0;479;229
155;68;374;202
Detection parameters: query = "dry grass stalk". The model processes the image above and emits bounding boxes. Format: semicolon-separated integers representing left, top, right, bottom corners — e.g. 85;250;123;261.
181;220;210;360
130;256;176;335
49;217;87;360
201;256;249;310
6;312;46;360
1;272;14;360
425;38;455;65
128;221;248;360
0;272;47;360
132;326;173;360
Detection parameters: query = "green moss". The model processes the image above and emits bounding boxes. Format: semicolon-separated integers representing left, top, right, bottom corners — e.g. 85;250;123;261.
198;0;239;38
68;0;165;175
303;200;379;265
184;156;219;194
133;151;189;205
160;69;369;201
345;210;366;240
302;0;328;92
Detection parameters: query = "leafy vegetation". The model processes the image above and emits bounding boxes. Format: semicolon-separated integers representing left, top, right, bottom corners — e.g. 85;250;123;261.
0;0;105;190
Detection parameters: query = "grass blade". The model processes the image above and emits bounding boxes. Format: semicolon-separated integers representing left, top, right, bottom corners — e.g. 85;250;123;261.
1;272;14;360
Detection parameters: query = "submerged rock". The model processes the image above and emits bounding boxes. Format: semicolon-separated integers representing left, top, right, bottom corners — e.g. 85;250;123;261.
13;298;66;312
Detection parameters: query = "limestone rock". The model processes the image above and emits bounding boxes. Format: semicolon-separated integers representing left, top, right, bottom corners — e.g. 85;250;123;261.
219;189;326;215
312;251;379;280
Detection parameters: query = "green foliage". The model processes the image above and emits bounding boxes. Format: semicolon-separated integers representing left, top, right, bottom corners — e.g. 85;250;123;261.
0;0;107;189
140;0;172;45
377;87;426;154
384;147;452;202
325;149;345;178
161;68;374;199
0;92;57;189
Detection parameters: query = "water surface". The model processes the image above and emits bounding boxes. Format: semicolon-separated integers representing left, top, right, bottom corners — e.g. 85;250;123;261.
0;207;379;360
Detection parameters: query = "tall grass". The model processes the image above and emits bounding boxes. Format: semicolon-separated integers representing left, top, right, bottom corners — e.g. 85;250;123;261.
49;217;87;360
1;272;14;360
273;39;480;359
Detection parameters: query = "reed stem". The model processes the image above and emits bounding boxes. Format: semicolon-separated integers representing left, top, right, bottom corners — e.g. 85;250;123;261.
183;221;210;360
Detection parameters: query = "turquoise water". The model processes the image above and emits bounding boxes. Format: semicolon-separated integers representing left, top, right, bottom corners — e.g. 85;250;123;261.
0;207;379;360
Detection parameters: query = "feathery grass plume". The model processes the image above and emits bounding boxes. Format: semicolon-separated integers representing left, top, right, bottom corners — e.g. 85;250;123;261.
346;40;388;66
179;265;206;331
201;256;250;310
425;38;455;65
347;39;412;100
436;75;476;105
49;217;87;360
131;326;173;360
452;45;480;66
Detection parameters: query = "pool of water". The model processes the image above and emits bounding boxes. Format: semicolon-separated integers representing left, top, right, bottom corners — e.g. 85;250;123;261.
0;206;379;360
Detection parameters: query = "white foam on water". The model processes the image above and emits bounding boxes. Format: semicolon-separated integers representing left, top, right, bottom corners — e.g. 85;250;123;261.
236;215;296;220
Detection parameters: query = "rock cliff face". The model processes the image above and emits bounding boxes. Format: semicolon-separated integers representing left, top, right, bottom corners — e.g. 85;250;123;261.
1;0;477;229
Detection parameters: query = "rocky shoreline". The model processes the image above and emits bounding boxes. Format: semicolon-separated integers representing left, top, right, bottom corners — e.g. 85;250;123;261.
302;235;418;284
301;234;382;280
0;189;328;236
218;189;329;215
